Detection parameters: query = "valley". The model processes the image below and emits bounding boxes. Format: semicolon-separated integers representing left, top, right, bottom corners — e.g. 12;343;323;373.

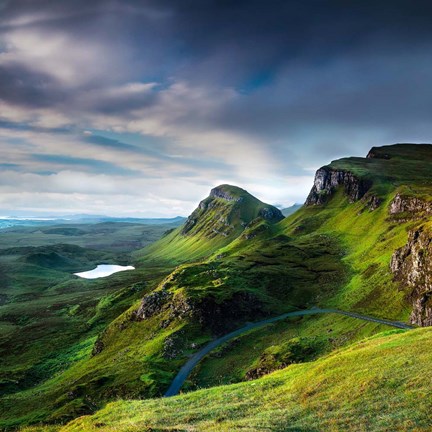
1;144;432;431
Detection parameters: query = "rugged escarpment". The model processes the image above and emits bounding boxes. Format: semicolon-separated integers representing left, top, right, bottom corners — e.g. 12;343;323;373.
305;166;372;205
391;226;432;326
181;184;284;237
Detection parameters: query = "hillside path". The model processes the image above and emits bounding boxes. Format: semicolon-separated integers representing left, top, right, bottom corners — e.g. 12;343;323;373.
164;308;414;397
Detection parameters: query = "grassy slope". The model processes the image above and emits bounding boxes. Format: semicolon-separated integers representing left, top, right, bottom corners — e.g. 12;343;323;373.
187;313;389;390
5;145;432;429
35;327;432;432
0;257;176;429
0;186;287;429
138;184;284;263
135;144;432;392
0;238;178;429
186;145;432;386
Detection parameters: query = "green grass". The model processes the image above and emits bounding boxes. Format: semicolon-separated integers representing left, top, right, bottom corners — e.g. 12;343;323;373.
187;313;389;390
4;145;432;430
28;326;432;432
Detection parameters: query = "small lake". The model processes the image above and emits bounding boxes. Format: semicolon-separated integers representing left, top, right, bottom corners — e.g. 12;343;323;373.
74;264;135;279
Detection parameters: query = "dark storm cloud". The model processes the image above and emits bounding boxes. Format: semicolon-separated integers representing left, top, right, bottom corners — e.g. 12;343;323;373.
0;63;62;107
2;0;432;124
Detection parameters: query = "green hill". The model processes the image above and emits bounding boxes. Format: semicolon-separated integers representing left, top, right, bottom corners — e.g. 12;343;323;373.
138;184;284;262
2;144;432;430
34;326;431;432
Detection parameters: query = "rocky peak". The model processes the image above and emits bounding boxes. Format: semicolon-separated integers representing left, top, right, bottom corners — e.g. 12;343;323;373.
181;184;283;237
209;185;245;202
305;166;372;206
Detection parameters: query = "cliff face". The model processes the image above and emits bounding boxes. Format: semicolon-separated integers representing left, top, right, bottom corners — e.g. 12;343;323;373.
305;166;372;206
391;226;432;326
389;193;432;217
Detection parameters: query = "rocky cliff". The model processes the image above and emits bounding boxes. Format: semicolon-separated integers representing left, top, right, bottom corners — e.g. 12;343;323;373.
389;193;432;218
391;225;432;326
305;166;372;205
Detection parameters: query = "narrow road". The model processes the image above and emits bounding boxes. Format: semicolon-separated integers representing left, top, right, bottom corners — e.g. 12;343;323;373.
164;308;414;397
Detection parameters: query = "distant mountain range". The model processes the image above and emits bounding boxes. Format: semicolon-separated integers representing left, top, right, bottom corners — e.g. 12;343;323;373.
0;215;186;229
281;203;302;216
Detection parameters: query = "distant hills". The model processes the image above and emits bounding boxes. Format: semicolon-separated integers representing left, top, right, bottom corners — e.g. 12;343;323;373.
0;215;186;230
281;203;302;216
3;143;432;431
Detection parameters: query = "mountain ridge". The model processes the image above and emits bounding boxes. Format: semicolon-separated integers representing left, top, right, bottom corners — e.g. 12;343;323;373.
3;143;432;430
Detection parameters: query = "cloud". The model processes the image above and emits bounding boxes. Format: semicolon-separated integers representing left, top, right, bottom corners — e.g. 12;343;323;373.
1;1;432;215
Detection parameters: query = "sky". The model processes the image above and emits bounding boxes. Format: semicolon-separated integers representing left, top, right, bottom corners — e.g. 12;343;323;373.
1;0;432;217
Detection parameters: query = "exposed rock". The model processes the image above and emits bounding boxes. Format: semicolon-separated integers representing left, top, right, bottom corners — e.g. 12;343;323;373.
389;193;432;217
209;186;244;202
134;289;171;320
365;195;382;211
92;338;105;356
390;226;432;326
168;293;195;319
181;216;198;234
305;166;372;206
162;331;185;359
258;207;284;221
163;289;264;335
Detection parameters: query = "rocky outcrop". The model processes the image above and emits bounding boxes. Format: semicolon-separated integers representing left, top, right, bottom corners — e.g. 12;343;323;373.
391;226;432;326
134;289;172;320
389;193;432;217
305;166;372;205
362;194;382;211
162;331;186;359
258;207;283;221
209;186;244;202
133;285;264;335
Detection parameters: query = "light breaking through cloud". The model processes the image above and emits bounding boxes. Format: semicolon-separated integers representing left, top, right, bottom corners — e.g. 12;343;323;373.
1;0;432;216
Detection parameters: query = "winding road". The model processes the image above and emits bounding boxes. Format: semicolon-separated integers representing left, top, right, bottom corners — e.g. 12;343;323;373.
164;308;414;397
